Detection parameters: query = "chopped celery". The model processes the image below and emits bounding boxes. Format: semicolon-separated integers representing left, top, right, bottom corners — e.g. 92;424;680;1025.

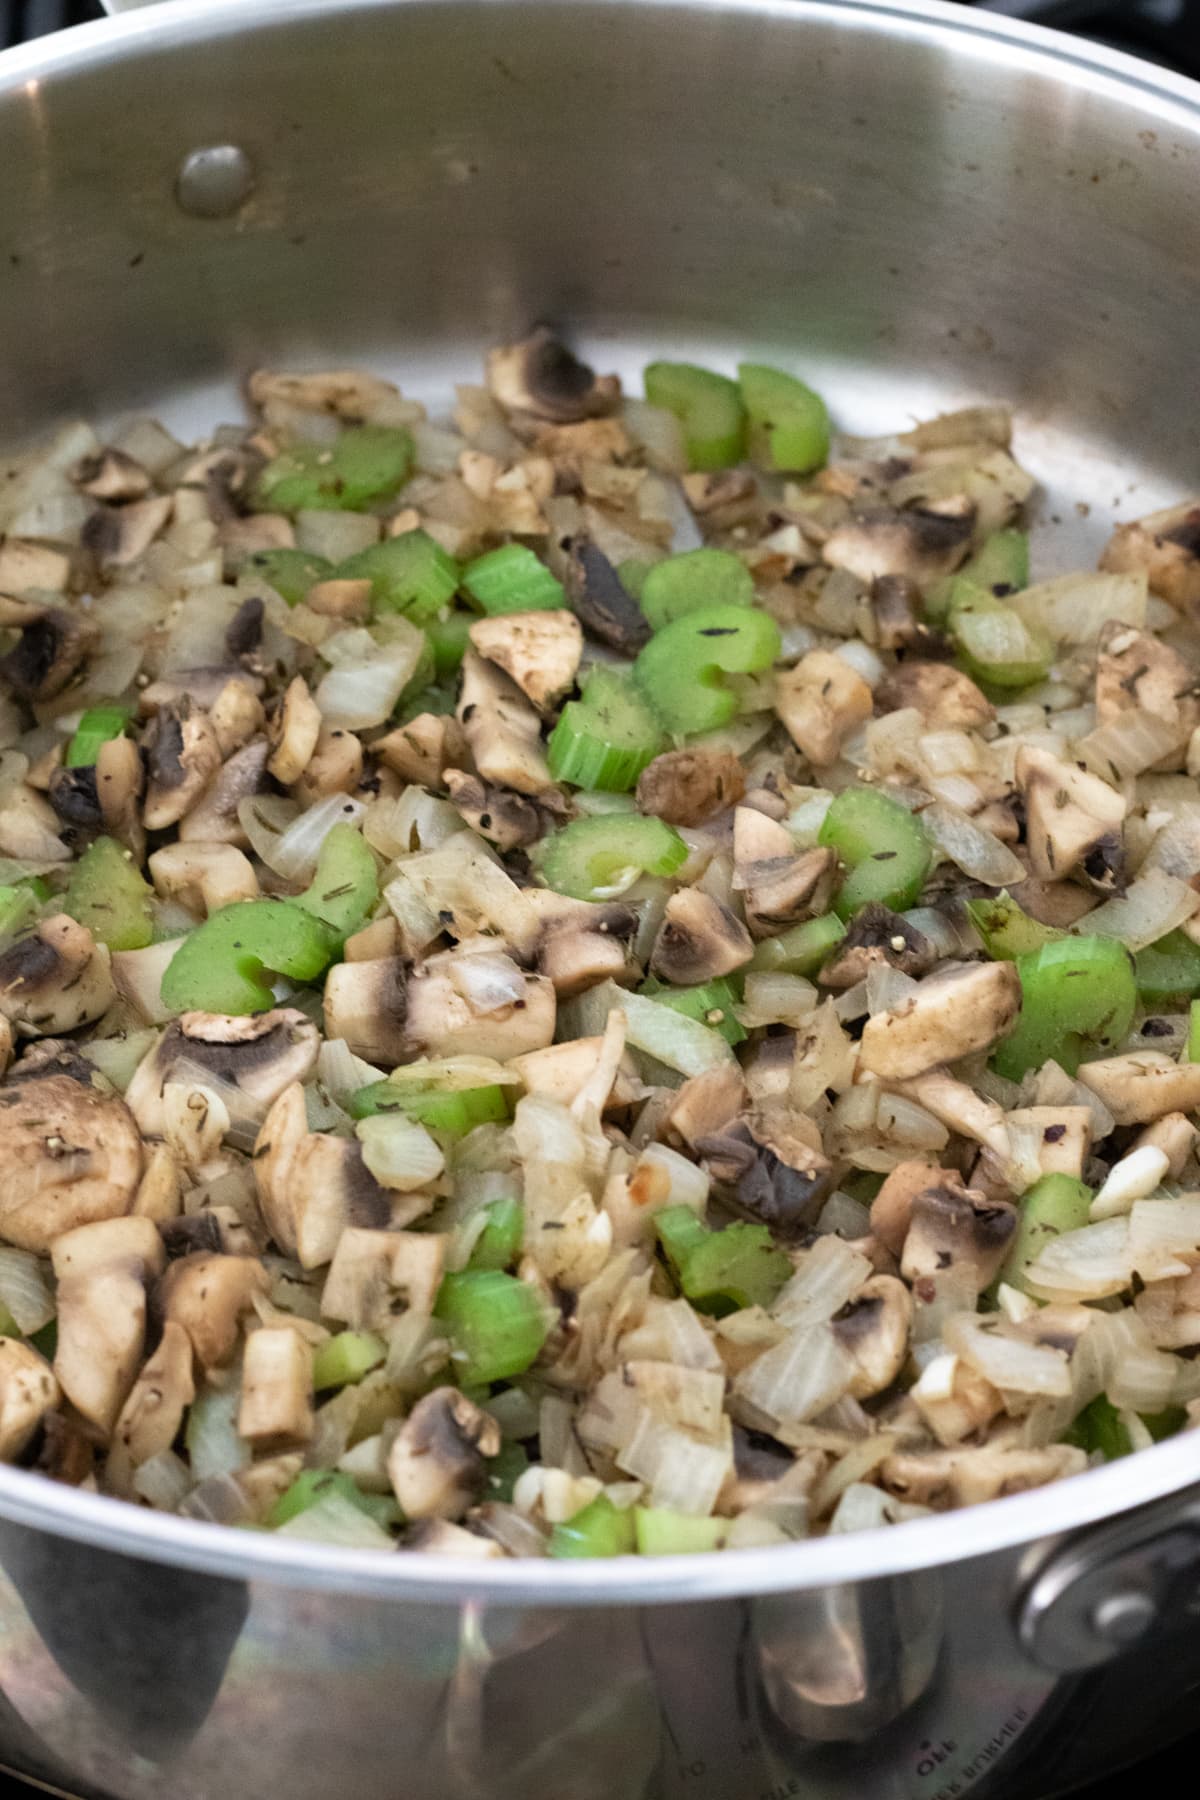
0;883;40;948
1062;1395;1131;1462
293;822;378;942
634;1509;726;1555
547;667;664;792
548;1493;636;1558
462;543;565;614
349;1080;510;1137
1135;929;1200;1009
1000;1174;1093;1294
633;605;781;736
244;548;334;606
160;899;336;1016
426;609;475;676
435;1271;550;1386
738;362;830;474
254;425;414;513
966;891;1064;961
639;548;754;632
749;912;845;975
539;812;687;900
992;936;1135;1080
312;1330;387;1392
926;529;1030;620
335;529;459;623
950;591;1052;690
269;1469;397;1530
65;703;131;769
485;1439;530;1502
1190;1000;1200;1064
0;1302;19;1337
468;1197;524;1271
617;557;655;602
1142;1405;1187;1442
639;975;747;1046
644;362;746;471
64;836;154;952
818;789;932;919
656;1204;791;1315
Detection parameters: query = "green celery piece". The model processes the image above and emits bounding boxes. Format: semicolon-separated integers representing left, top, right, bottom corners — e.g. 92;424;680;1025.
992;936;1136;1081
644;362;746;472
966;892;1064;961
335;530;460;623
656;1204;790;1316
1135;929;1200;1009
160;899;337;1016
268;1469;389;1529
293;823;378;942
253;425;414;513
634;1509;726;1554
1142;1405;1187;1441
1062;1394;1131;1462
818;788;932;919
1000;1174;1093;1295
639;975;747;1047
65;704;131;769
547;667;664;793
396;681;458;723
950;591;1052;690
468;1198;524;1272
485;1440;530;1503
738;362;831;474
426;609;474;676
639;548;754;631
349;1080;510;1137
434;1271;550;1386
312;1330;387;1391
749;912;845;975
462;543;565;614
549;1493;637;1558
617;558;655;602
926;529;1030;620
0;1302;19;1337
633;604;780;737
243;548;334;606
1190;1000;1200;1064
538;812;687;901
64;836;154;952
0;883;40;948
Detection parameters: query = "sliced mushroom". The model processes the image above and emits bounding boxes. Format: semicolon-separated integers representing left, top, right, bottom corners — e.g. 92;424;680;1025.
387;1385;501;1520
1134;1111;1198;1182
225;595;265;664
126;1008;320;1138
507;1035;640;1110
1005;1105;1093;1181
775;649;874;766
0;607;97;701
468;610;583;712
373;712;467;787
871;574;949;654
94;734;146;857
82;493;173;569
732;808;838;938
1015;745;1127;888
910;1350;1003;1447
1075;1051;1200;1126
178;736;270;846
0;1338;60;1463
295;725;364;805
819;902;936;990
486;327;619;424
444;768;565;851
1093;622;1200;771
635;746;745;827
148;840;259;917
0;782;70;864
0;914;115;1037
140;667;265;718
46;762;103;842
253;1083;402;1269
650;889;754;986
457;649;556;795
664;1063;747;1151
869;1159;948;1257
0;539;73;595
247;366;406;422
238;1326;313;1445
403;1518;504;1557
51;1215;165;1435
562;539;651;652
874;661;992;733
143;700;223;831
900;1181;1017;1293
536;909;638;996
305;576;373;622
1100;500;1200;614
831;1275;912;1399
681;468;760;531
858;960;1021;1082
157;1251;271;1368
881;1432;1086;1508
111;1318;195;1468
267;675;323;786
404;960;557;1061
823;504;975;589
323;957;410;1066
698;1113;834;1241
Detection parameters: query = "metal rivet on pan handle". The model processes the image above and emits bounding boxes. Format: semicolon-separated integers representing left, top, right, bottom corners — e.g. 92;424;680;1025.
175;146;255;219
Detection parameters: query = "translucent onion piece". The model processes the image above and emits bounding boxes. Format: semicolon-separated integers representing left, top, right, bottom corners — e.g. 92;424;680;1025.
133;1450;195;1512
922;802;1027;887
944;1312;1073;1398
1024;1216;1132;1300
1083;869;1199;953
356;1113;444;1192
0;1247;55;1333
270;794;367;883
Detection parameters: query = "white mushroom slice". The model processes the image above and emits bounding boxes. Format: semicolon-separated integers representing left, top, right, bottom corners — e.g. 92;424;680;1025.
1093;623;1200;771
650;889;754;986
900;1182;1017;1294
457;650;556;795
322;956;409;1066
0;1073;142;1250
148;841;259;915
405;963;556;1061
267;675;323;785
247;367;408;423
0;915;114;1037
830;1275;912;1399
910;1355;1004;1447
238;1327;314;1445
320;1226;445;1329
1075;1052;1200;1126
132;1143;183;1221
373;712;467;787
1004;1106;1093;1181
775;649;873;766
143;700;223;831
858;960;1021;1082
536;919;635;996
874;660;994;732
88;493;173;568
178;737;270;847
207;678;266;758
51;1215;165;1435
508;1036;641;1110
468;610;583;712
306;577;372;622
733;809;838;938
0;538;73;594
882;1433;1087;1508
0;1338;59;1463
1134;1112;1198;1182
253;1083;402;1269
0;607;97;701
387;1386;501;1520
822;505;975;589
125;1008;319;1138
1100;500;1200;614
112;1319;196;1468
870;1160;958;1257
158;1252;271;1368
295;725;364;805
1015;745;1127;887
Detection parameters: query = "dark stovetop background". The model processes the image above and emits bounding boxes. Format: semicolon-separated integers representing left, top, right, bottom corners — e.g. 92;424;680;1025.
0;0;1199;1795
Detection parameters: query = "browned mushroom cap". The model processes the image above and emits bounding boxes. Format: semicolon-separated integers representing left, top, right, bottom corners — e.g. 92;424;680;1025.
1100;500;1200;615
636;747;745;827
900;1181;1017;1294
387;1386;501;1520
82;494;173;570
562;539;651;652
831;1275;912;1399
444;768;566;852
535;903;639;997
158;1252;270;1369
819;902;937;991
485;327;619;424
46;762;103;840
323;956;410;1066
0;914;115;1037
874;659;994;731
71;448;152;503
0;1071;142;1251
0;1338;60;1463
732;809;838;939
650;889;754;986
1015;745;1127;890
871;574;950;653
178;736;270;846
143;699;223;831
51;1215;165;1435
0;607;97;701
822;502;976;589
697;1115;834;1242
125;1008;321;1138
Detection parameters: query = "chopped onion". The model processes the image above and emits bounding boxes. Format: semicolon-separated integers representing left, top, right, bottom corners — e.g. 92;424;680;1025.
1082;868;1200;953
622;399;688;475
133;1450;195;1512
317;1036;386;1108
316;624;425;730
865;962;919;1015
111;937;188;1026
1010;570;1146;644
446;949;527;1014
1025;1216;1131;1299
1096;1311;1181;1413
875;1091;949;1151
185;1382;250;1481
0;1247;54;1333
586;981;734;1077
632;1142;710;1215
922;802;1027;887
356;1113;444;1192
734;1325;856;1431
617;1411;733;1515
828;1483;931;1533
1077;709;1185;780
815;1191;872;1238
773;1236;873;1331
295;509;381;561
270;794;367;883
178;1473;254;1525
739;971;818;1027
1127;1193;1200;1282
81;1027;160;1095
275;1489;394;1549
944;1312;1072;1397
833;640;884;688
236;792;299;870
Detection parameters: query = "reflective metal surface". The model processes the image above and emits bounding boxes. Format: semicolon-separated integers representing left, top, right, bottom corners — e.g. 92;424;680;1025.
2;0;1200;1794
